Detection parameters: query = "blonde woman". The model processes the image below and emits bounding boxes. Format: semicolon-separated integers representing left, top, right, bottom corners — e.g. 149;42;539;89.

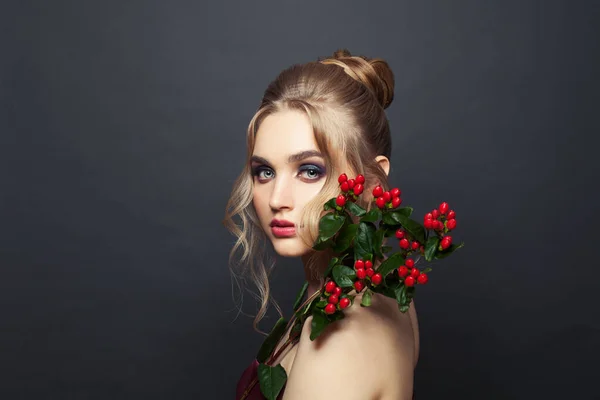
225;49;419;400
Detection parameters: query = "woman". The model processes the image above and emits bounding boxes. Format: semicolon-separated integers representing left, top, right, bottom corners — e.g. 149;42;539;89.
224;49;419;399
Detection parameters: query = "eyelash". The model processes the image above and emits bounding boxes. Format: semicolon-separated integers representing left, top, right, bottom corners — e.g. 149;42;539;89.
252;164;326;182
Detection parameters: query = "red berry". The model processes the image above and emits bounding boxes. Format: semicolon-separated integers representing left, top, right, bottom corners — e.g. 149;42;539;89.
420;245;425;254
417;273;428;285
347;179;355;189
439;202;449;215
325;303;336;314
366;267;374;277
382;191;391;202
354;259;365;269
338;173;348;184
390;187;401;198
371;273;382;285
391;197;402;208
446;218;457;230
355;174;365;185
405;259;414;268
354;280;365;292
353;183;364;195
397;266;409;277
424;219;433;229
356;268;366;280
328;295;339;304
372;185;383;198
325;281;336;293
410;268;420;278
399;238;410;249
432;209;440;219
376;197;386;209
447;210;456;220
440;236;452;250
425;213;433;220
411;241;420;250
339;297;350;309
336;195;346;207
395;229;405;239
333;287;342;297
434;220;443;230
404;276;415;287
340;181;350;192
365;260;373;269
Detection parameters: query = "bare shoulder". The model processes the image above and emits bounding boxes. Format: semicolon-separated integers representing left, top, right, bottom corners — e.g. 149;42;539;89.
283;292;415;400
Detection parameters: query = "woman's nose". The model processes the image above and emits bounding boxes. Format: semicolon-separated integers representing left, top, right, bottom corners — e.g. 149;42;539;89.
269;176;294;210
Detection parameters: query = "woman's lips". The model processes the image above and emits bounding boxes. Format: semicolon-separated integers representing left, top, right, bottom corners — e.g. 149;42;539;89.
271;226;296;238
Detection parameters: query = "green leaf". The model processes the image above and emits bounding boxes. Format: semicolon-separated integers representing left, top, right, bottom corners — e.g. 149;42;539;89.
360;289;372;307
382;208;413;225
293;281;308;312
312;236;333;251
373;228;385;259
424;236;441;262
310;310;330;341
399;305;409;313
422;267;432;273
360;208;381;223
323;257;339;278
315;300;328;309
435;242;465;259
332;223;358;253
318;213;346;242
382;212;401;226
377;252;405;277
258;363;287;400
346;201;367;217
394;284;407;306
323;198;337;211
396;214;426;244
396;207;413;217
256;317;289;363
332;264;356;288
354;222;375;260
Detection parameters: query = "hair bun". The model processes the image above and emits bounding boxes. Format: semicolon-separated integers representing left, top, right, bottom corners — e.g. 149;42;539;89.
320;48;395;109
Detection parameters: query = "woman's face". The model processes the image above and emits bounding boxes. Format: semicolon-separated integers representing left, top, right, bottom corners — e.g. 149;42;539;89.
251;110;327;257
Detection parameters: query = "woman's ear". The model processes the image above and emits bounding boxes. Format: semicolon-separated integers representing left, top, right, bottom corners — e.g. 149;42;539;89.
375;155;390;176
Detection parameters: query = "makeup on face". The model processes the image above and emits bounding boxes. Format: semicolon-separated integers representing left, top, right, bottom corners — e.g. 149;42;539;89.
250;110;328;256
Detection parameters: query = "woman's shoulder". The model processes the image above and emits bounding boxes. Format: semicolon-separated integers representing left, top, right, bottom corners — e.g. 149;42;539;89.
282;292;416;399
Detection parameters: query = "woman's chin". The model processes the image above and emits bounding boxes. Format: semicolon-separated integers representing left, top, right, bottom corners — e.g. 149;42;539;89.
271;239;312;258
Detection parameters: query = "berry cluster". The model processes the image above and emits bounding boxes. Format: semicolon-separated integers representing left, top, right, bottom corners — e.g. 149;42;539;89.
353;258;383;290
372;185;402;209
396;257;428;287
395;228;422;252
423;201;457;250
335;173;365;207
324;280;351;315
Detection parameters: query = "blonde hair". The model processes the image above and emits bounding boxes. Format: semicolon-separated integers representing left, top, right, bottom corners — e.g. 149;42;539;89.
223;49;396;334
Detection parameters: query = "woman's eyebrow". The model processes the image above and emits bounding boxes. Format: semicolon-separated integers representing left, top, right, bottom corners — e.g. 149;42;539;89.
250;150;324;165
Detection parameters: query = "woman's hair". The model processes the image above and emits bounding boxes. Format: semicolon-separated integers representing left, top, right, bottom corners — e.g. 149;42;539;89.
223;49;396;334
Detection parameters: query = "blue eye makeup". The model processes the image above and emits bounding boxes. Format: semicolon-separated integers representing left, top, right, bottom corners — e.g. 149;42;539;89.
299;164;326;180
250;163;326;182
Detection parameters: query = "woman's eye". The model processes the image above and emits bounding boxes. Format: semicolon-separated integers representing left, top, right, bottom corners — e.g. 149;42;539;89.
299;165;325;181
257;169;274;180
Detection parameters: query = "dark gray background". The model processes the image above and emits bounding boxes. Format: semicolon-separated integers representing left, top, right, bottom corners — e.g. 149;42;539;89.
1;1;599;399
